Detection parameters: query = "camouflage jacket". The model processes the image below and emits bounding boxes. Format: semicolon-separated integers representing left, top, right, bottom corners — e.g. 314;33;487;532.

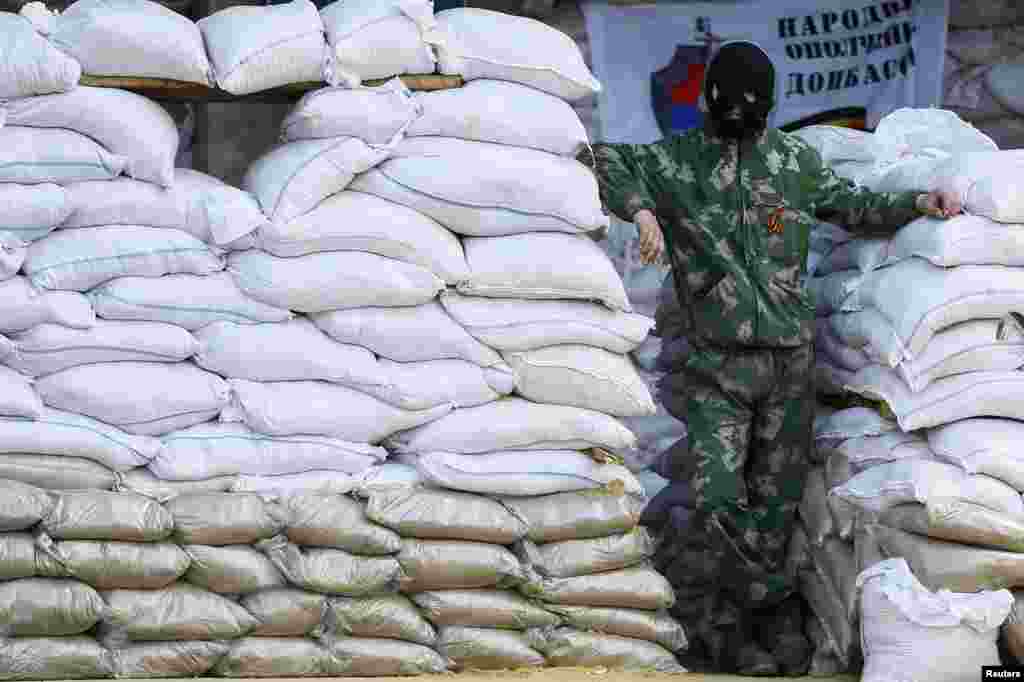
592;126;920;349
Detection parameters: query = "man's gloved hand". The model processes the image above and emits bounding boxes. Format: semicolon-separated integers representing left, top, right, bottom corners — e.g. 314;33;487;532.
634;209;666;265
917;189;962;219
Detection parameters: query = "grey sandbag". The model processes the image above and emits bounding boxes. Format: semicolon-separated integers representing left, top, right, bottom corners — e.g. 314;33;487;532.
808;537;858;620
826;450;854;489
800;466;834;546
366;488;528;544
35;536;190;589
0;454;116;491
241;588;327;636
881;500;1024;552
41;490;173;541
258;534;402;596
0;577;104;636
166;493;283;545
116;467;236;502
183;544;286;594
0;533;39;580
799;565;857;669
501;490;643;543
397;539;526;592
411;589;560;630
325;636;449;676
0;479;53;531
321;595;436;646
526;626;684;672
101;585;258;642
518;526;655;578
214;637;340;678
0;636;112;680
543;605;688;652
284;493;401;555
520;565;675;610
110;640;230;679
436;626;545;670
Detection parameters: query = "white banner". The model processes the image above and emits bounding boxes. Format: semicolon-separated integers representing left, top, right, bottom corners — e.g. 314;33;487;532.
582;0;949;144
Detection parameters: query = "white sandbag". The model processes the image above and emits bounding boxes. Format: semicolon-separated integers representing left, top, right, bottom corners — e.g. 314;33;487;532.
366;487;527;544
881;499;1024;553
409;79;588;156
434;8;600;101
23;226;224;292
354;463;423;497
193;318;385;388
930;151;1024;224
0;127;126;185
154;422;385;481
258;535;403;596
415;450;642;497
813;238;889;277
387;397;637;454
813;406;897;442
831;458;1024;516
198;0;327;96
101;584;258;642
48;0;210;84
0;184;70;243
0;636;113;680
283;493;400;555
896;318;1024;392
929;418;1024;492
2;87;178;187
0;366;42;419
183;544;287;595
230;471;357;497
527;627;683;672
814;319;871;372
41;490;172;542
4;320;199;377
504;345;654;417
350;137;608;236
0;454;115;491
827;308;904;367
167;492;283;546
320;0;437;87
224;379;452;443
0;277;94;333
323;637;448;677
88;272;292;330
807;269;863;316
36;362;229;436
436;626;544;670
790;125;877;165
365;359;514;411
859;557;1008;682
243;137;389;224
0;407;158;471
836;430;933;471
313;302;503;367
281;79;421;144
321;594;436;645
0;13;80;98
461;233;629;311
396;538;526;592
0;234;27;282
110;641;229;679
257;191;469;284
888;214;1024;268
228;250;444;313
63;170;267;247
115;467;236;502
846;364;1024;431
242;589;326;637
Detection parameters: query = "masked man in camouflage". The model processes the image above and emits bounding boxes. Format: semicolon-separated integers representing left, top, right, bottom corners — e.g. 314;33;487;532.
590;41;960;675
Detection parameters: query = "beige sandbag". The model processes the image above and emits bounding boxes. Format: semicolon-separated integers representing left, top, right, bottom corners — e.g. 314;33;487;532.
0;636;112;680
500;490;643;543
520;565;674;610
258;535;403;596
0;479;53;532
110;641;230;679
800;565;857;669
183;545;286;595
880;499;1024;552
544;606;687;652
115;468;236;502
41;490;173;542
214;637;340;678
100;585;257;643
0;533;38;580
436;626;545;670
324;636;450;676
0;578;104;636
800;466;834;546
397;539;526;592
517;527;654;578
366;488;527;544
0;454;116;491
284;493;400;555
876;524;1024;591
35;537;190;589
166;493;284;545
527;626;684;672
322;595;436;646
411;589;560;630
241;588;326;637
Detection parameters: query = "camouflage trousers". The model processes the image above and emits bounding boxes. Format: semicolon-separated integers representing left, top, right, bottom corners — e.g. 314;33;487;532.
664;343;814;651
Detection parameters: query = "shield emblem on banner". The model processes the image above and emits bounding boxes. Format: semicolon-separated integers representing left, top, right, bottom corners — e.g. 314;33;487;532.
651;45;709;137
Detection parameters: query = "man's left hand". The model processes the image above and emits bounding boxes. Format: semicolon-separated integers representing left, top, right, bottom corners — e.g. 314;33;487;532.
917;190;963;219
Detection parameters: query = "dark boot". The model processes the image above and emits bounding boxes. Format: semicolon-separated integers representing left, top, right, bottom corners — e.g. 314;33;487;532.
719;614;778;676
755;595;812;676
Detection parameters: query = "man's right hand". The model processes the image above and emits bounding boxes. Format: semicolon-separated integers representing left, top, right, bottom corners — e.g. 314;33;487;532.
635;209;666;265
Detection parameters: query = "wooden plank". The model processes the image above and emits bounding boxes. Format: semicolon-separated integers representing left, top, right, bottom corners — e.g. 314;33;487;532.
79;73;464;102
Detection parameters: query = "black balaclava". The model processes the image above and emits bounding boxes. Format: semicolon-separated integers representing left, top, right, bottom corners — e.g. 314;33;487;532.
704;41;775;141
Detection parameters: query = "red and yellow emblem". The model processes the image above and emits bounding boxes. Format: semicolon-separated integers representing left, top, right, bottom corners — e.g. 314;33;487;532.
767;207;785;234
